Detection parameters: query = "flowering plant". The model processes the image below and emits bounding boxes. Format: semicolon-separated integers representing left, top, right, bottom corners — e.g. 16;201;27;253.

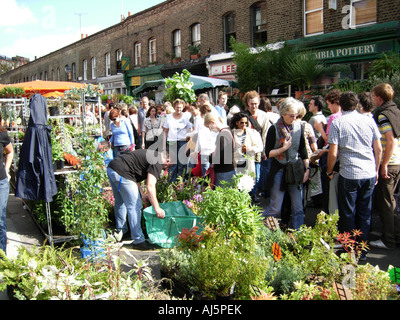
182;194;203;215
336;230;369;263
102;188;115;207
236;173;255;192
176;226;203;250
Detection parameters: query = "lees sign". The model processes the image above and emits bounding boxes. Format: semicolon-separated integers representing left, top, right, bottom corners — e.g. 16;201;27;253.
210;63;237;75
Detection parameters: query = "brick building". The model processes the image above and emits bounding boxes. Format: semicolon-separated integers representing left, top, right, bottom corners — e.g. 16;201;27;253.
1;0;399;97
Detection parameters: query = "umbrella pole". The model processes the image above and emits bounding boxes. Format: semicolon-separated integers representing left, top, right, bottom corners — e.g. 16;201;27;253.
45;202;54;247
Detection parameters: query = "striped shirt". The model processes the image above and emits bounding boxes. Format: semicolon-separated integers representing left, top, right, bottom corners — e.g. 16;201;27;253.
328;110;381;180
377;114;400;165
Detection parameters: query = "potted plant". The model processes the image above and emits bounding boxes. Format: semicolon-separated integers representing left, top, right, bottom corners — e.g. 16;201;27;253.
50;127;65;170
163;69;196;103
189;44;201;60
67;134;110;260
286;50;325;98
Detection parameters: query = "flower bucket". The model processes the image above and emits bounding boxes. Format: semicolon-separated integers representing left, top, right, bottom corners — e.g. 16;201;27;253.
143;201;204;248
80;232;106;260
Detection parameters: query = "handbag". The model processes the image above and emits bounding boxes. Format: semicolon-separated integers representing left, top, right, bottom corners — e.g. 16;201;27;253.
285;157;305;185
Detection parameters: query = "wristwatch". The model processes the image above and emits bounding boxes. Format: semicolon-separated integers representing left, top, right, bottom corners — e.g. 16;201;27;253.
326;171;333;177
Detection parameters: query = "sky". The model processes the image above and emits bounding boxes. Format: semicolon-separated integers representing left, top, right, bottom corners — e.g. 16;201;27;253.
0;0;165;61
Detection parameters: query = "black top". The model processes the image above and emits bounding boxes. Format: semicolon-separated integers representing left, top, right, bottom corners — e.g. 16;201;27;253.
0;130;11;180
264;125;308;161
211;128;235;173
108;149;163;183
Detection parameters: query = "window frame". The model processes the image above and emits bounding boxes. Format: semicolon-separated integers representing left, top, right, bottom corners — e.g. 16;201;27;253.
91;57;96;79
191;23;201;47
134;42;142;66
116;49;123;73
251;2;268;46
83;59;88;81
304;0;324;37
223;12;236;52
173;29;182;58
149;37;157;64
105;52;111;77
349;0;377;28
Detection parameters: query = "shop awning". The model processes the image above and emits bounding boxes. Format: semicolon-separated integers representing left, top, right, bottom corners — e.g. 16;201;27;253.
132;79;166;95
132;75;235;96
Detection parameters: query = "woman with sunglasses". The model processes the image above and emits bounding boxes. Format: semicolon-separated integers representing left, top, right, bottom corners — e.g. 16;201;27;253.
230;112;263;181
141;105;164;150
109;108;135;158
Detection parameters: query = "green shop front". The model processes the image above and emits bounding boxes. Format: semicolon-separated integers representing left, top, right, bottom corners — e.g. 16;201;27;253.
287;21;400;80
123;65;164;98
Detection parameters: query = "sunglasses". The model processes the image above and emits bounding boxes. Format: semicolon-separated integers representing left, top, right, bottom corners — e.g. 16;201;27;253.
239;121;248;124
110;118;117;121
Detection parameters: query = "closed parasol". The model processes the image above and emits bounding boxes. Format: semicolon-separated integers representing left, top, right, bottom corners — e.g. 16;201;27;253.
15;93;57;202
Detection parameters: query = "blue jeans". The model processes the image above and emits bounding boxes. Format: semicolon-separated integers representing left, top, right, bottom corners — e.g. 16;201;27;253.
262;169;304;230
337;175;375;242
113;145;129;159
0;178;10;254
200;154;211;177
251;161;261;196
107;167;145;244
215;170;236;188
168;140;188;183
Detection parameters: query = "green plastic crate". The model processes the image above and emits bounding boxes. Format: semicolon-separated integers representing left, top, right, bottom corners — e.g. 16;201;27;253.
143;201;204;248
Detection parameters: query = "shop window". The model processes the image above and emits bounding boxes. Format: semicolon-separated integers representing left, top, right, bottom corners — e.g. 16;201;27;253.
134;42;142;66
350;0;376;28
173;30;182;58
304;0;323;36
91;57;96;79
252;2;267;46
224;12;236;52
149;37;157;63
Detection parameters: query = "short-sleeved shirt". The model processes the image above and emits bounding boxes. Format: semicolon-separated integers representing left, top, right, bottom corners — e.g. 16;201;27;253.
0;130;11;180
108;149;163;183
308;111;327;139
377;114;400;165
328;110;381;180
163;114;192;141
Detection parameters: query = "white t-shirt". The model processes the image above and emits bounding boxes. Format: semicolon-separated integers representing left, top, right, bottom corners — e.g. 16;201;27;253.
163;113;192;141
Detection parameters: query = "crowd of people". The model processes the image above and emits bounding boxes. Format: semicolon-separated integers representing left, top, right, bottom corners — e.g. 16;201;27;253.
1;83;398;254
99;84;399;254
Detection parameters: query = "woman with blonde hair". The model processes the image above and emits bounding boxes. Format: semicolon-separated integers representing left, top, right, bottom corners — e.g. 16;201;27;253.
163;99;192;182
262;97;310;230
